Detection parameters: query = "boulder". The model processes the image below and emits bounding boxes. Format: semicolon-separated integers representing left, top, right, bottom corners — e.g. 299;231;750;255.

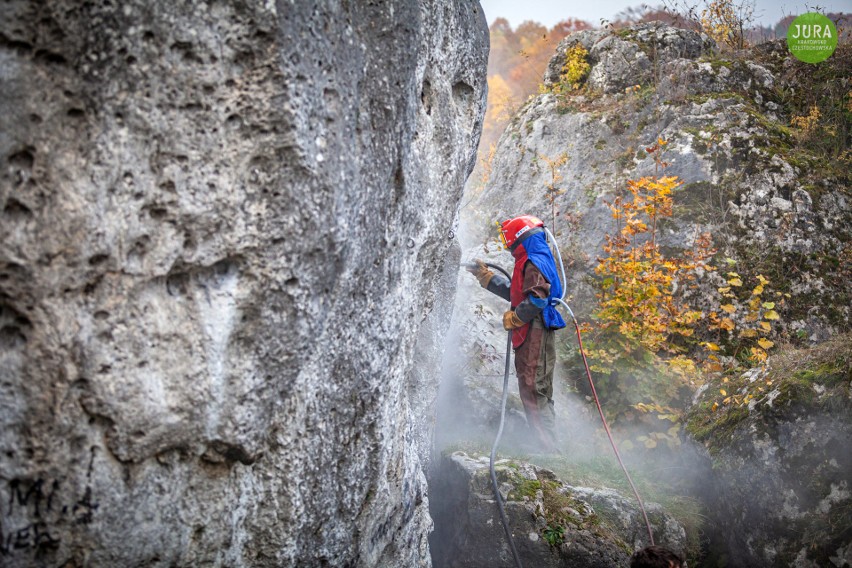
429;451;687;567
465;26;850;339
687;336;852;567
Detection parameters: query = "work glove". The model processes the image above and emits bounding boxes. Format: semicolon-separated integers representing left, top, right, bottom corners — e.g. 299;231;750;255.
466;260;494;289
502;310;525;330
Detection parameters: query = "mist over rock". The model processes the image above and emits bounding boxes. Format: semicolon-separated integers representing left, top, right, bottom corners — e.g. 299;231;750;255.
688;337;852;568
430;452;686;568
0;1;487;566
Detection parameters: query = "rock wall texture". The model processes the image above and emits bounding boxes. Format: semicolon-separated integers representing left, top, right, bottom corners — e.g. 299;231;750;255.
687;337;852;568
0;1;487;566
455;22;850;567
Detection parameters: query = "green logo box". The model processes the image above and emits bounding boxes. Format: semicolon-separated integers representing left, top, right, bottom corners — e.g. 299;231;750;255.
787;12;839;64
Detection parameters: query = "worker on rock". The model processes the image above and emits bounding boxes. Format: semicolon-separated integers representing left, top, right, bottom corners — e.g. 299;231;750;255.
467;215;566;451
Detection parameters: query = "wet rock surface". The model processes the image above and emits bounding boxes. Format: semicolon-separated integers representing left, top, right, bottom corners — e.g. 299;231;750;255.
430;452;687;568
0;1;487;565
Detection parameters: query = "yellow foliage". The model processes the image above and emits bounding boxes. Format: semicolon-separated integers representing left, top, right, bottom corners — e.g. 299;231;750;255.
594;167;712;355
790;105;821;133
706;267;781;377
486;74;517;124
699;0;748;49
560;44;590;90
790;105;837;139
539;152;569;229
750;347;768;363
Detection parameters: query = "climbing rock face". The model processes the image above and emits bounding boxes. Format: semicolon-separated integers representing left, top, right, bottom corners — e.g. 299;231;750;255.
466;24;850;339
543;25;715;95
456;21;849;567
0;1;487;566
429;452;687;568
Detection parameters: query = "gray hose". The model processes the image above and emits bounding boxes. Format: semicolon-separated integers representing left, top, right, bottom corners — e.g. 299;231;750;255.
482;262;524;568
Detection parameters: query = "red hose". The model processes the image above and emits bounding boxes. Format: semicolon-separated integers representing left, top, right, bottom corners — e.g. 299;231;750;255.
570;315;656;546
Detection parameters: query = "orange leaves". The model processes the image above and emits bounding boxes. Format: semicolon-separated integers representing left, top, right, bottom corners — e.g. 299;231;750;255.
593;137;715;360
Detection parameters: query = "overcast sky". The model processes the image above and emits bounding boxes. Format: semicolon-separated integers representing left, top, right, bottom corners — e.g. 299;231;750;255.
479;0;851;28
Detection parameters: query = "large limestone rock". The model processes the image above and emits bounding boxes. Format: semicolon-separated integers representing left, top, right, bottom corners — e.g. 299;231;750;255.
465;24;850;339
455;21;850;566
0;1;487;566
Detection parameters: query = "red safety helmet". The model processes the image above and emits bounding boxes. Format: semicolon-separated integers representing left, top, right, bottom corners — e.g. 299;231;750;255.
497;215;544;250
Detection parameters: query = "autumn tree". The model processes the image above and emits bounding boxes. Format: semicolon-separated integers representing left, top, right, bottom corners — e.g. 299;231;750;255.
585;140;715;421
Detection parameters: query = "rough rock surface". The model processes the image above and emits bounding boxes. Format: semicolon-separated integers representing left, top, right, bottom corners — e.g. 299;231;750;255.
455;21;850;566
0;1;487;566
688;339;852;568
543;25;715;95
429;452;686;567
